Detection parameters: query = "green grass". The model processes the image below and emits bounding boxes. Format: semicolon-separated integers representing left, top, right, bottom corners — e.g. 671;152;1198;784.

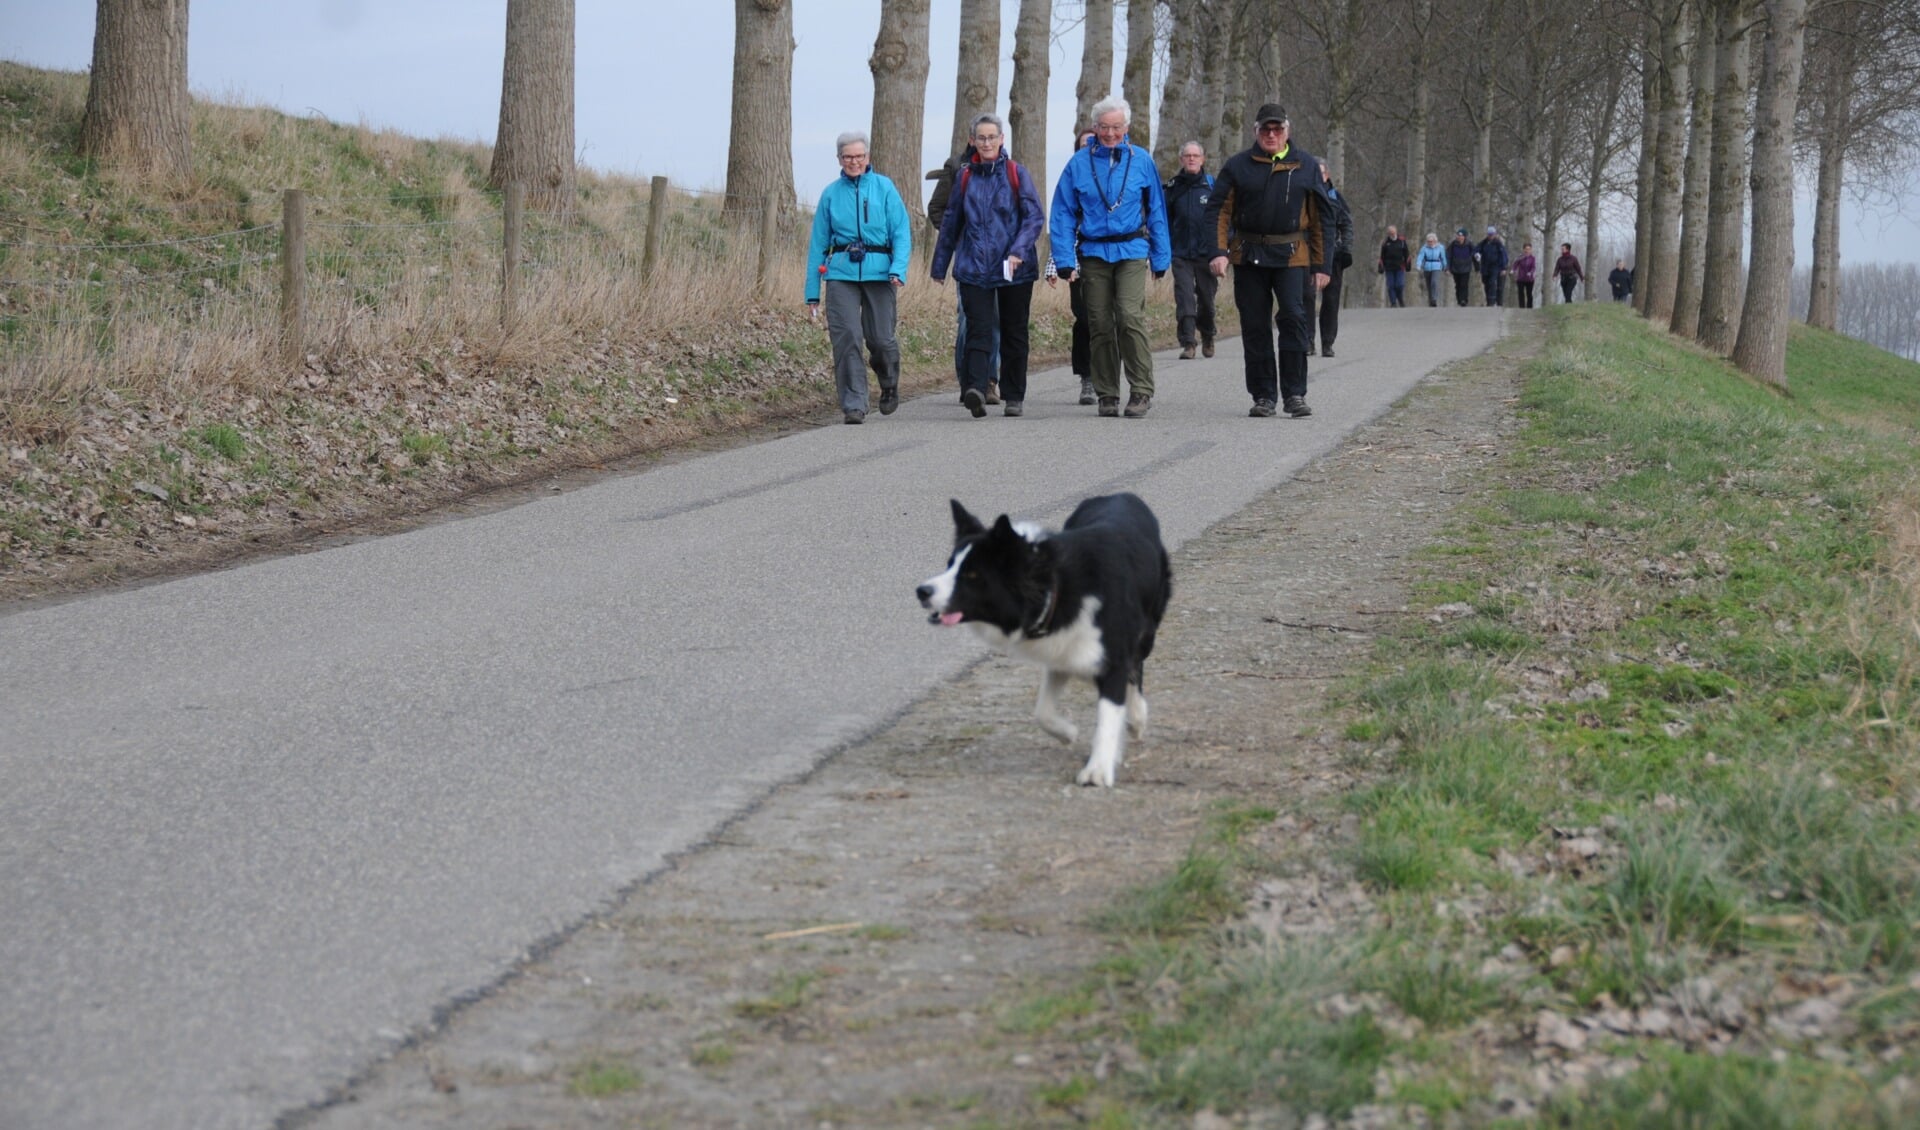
985;306;1920;1123
567;1058;642;1098
732;971;820;1020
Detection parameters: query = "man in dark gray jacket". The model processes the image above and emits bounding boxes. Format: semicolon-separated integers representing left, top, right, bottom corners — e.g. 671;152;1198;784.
1164;141;1218;360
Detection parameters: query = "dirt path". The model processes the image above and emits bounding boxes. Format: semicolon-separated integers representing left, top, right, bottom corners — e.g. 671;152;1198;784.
288;323;1538;1130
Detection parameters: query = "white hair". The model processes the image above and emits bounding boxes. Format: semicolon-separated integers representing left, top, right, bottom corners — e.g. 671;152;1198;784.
1090;95;1131;126
1179;140;1204;156
835;131;868;156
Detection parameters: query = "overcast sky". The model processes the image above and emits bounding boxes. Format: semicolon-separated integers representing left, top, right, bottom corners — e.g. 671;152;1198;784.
4;0;1915;265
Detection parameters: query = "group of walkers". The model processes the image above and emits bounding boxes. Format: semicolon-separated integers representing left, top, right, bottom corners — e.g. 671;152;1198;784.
802;96;1614;426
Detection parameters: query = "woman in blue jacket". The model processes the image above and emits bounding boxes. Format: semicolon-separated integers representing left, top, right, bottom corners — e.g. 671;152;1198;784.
1414;233;1448;307
931;114;1045;418
805;131;912;424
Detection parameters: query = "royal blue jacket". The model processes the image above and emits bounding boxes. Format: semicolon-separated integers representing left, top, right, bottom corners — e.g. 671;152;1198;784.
1047;141;1172;272
805;170;912;303
930;155;1045;287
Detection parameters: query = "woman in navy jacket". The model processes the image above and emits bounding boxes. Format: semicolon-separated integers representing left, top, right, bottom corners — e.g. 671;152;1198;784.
932;114;1045;418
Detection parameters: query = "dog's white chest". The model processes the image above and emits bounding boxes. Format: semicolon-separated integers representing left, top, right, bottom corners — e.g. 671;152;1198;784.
972;596;1106;678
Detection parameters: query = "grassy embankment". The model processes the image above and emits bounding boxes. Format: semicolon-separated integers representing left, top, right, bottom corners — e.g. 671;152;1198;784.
0;60;1181;589
1004;304;1920;1127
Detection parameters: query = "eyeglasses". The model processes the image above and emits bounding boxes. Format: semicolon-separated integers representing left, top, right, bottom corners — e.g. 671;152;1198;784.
972;134;1001;144
1094;122;1127;134
838;152;868;162
1257;123;1287;134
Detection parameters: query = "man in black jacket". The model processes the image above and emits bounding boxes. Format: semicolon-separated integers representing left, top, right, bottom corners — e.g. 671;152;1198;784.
1165;141;1218;360
1378;225;1411;307
1203;104;1334;419
1304;161;1353;357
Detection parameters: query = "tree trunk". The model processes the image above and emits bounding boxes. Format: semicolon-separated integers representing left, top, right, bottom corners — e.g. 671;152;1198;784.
1404;0;1433;242
1123;0;1154;147
1805;24;1857;330
724;0;796;222
80;0;192;179
1670;0;1715;336
1732;0;1809;389
1076;0;1115;133
1009;0;1052;187
950;0;1000;154
1644;0;1692;325
490;0;575;213
870;0;932;217
1474;80;1495;232
1697;0;1751;349
1323;0;1358;184
1585;54;1625;303
1153;0;1200;173
1631;38;1660;313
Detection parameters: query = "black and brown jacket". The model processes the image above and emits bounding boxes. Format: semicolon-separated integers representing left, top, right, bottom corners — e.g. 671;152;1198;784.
1202;144;1330;274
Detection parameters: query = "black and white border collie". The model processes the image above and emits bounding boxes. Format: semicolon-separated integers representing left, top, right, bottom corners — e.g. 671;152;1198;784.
915;493;1173;788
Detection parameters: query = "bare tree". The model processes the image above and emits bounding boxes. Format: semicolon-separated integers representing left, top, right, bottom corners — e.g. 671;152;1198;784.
950;0;1001;154
1583;51;1632;302
1669;0;1715;334
1402;0;1437;244
1077;0;1116;131
1697;0;1753;348
1732;0;1810;387
490;0;576;212
79;0;192;179
1009;0;1053;188
1154;0;1204;172
1123;0;1155;147
870;0;931;217
724;0;796;221
1643;0;1693;324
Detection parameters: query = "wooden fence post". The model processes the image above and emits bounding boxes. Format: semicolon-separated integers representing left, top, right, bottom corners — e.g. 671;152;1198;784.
756;192;780;299
502;182;523;329
643;175;669;280
280;188;305;367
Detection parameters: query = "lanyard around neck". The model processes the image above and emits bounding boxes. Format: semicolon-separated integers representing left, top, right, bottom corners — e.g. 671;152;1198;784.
1093;144;1132;214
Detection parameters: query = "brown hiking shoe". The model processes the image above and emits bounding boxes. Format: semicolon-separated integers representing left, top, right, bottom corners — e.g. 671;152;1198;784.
1179;345;1196;360
984;381;1001;405
1202;337;1215;358
1097;396;1121;417
1123;395;1152;418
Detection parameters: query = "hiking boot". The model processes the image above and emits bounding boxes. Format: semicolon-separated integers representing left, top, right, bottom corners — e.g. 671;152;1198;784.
1202;337;1215;358
844;409;866;424
1123;395;1152;418
1306;343;1317;357
1178;345;1196;360
878;387;899;415
1078;379;1096;405
1249;398;1277;418
1097;396;1121;418
1320;345;1335;358
1003;401;1024;417
984;381;1001;405
1284;396;1312;418
962;388;987;418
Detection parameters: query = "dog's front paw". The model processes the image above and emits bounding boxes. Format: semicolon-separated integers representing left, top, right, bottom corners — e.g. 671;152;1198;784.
1075;760;1117;788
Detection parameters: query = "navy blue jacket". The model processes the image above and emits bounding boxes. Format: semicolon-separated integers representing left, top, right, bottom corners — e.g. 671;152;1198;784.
1163;170;1215;260
1476;236;1509;274
931;156;1045;287
1447;237;1477;274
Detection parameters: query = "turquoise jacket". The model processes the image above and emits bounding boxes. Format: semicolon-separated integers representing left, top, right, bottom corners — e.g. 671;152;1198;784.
805;170;912;303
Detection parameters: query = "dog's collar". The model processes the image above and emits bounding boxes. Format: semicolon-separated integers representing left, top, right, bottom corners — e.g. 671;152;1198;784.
1027;579;1060;637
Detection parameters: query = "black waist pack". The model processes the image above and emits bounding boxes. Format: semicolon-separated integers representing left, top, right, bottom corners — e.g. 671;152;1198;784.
1241;240;1296;269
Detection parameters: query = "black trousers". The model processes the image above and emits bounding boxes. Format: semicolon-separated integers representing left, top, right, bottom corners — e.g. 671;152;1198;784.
958;281;1033;402
1516;280;1534;308
1304;263;1344;348
1560;277;1578;302
1233;263;1308;403
1452;271;1472;306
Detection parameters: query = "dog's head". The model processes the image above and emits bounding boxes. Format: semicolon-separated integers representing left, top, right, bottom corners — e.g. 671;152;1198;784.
915;500;1054;635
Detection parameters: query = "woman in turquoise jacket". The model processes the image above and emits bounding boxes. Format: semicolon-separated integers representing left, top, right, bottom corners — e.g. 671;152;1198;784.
805;132;912;424
1414;233;1449;308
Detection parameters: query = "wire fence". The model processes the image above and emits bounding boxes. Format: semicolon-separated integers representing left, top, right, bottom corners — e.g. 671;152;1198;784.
0;180;810;375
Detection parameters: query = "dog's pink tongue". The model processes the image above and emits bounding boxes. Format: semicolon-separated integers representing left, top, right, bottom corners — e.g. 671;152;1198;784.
939;611;964;626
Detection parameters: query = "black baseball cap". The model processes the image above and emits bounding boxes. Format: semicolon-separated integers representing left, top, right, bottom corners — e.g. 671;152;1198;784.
1254;103;1287;126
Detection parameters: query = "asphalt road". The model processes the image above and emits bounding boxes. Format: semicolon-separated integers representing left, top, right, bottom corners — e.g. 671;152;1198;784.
0;305;1508;1129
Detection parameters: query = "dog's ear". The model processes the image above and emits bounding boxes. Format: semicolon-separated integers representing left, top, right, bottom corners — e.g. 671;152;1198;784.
950;499;985;539
990;514;1020;541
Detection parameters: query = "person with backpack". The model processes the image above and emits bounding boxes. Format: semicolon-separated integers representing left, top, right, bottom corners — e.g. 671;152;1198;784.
805;131;911;424
1049;96;1172;419
1476;226;1509;307
1164;140;1218;361
931;114;1046;418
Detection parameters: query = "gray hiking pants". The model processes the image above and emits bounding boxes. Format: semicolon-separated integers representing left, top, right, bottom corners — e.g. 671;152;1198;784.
823;279;900;413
